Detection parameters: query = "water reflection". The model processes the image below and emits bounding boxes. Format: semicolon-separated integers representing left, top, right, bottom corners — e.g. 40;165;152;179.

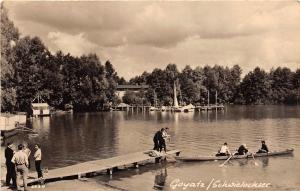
260;157;269;167
2;106;300;190
153;167;167;190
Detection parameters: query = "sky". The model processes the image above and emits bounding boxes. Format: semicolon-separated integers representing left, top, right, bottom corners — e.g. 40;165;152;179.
4;1;300;80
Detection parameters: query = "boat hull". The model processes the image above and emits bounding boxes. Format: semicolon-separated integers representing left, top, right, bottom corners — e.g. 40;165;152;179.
1;129;19;138
175;149;294;162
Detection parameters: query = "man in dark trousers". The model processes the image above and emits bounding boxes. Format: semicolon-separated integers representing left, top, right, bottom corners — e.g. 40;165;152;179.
34;144;43;179
11;144;29;191
5;142;16;188
153;129;163;151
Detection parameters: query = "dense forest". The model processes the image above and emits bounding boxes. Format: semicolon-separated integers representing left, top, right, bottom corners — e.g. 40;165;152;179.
127;64;300;106
1;5;300;113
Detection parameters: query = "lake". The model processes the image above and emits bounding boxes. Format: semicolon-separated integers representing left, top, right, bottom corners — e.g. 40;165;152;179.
3;105;300;191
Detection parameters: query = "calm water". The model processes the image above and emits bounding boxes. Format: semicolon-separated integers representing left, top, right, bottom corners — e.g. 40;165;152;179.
3;106;300;191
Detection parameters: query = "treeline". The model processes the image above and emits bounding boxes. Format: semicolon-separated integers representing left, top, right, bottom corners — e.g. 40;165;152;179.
1;5;125;112
128;64;300;106
1;5;300;113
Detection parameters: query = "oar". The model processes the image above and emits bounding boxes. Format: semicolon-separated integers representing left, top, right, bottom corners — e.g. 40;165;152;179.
219;152;236;167
250;152;259;166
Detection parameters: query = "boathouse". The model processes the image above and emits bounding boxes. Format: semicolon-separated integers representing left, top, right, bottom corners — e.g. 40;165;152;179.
31;103;50;117
116;84;149;99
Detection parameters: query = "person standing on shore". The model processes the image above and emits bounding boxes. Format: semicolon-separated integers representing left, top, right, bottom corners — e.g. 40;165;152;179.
11;144;29;191
23;143;31;169
34;144;43;179
5;142;16;188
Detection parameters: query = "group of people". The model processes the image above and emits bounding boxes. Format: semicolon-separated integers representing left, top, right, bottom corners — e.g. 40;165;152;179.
216;140;269;156
5;142;43;191
153;127;170;153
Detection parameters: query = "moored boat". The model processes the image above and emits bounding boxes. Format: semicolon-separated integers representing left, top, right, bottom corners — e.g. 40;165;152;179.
175;149;294;162
150;106;159;111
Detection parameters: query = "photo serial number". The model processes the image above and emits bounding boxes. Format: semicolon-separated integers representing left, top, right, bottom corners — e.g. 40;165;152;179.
170;178;271;190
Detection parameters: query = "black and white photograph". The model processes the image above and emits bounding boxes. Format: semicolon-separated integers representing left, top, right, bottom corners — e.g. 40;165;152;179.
1;1;300;191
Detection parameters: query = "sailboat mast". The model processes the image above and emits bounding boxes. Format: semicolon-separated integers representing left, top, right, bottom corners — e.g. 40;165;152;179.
208;90;210;106
174;81;179;107
154;90;157;107
215;91;217;105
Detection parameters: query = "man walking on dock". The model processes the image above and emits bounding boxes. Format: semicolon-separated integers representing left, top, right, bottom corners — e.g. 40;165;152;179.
34;144;43;179
11;144;29;191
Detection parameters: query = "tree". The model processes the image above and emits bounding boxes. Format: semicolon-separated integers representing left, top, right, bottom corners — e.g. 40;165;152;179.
104;60;118;103
230;65;242;103
294;69;300;104
1;4;19;112
122;91;148;105
239;67;271;104
179;66;203;104
129;71;149;85
12;36;52;111
269;67;294;103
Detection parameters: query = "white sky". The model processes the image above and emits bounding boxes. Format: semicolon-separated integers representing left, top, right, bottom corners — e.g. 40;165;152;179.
4;1;300;79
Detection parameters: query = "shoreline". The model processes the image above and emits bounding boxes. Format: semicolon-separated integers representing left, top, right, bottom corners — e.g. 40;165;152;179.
1;147;123;191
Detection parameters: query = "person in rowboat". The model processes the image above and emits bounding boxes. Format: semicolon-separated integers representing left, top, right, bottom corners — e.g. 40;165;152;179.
216;142;231;156
257;140;269;153
235;144;248;155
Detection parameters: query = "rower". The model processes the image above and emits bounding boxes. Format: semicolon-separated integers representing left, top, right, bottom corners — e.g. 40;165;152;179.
216;142;231;156
236;144;248;155
257;140;269;153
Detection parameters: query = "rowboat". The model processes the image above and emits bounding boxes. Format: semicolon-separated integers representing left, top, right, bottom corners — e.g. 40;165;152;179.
175;149;294;162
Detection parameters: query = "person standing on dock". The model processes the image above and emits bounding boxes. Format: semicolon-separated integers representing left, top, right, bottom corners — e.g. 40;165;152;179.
159;128;168;153
153;129;163;151
11;144;29;191
5;142;16;188
34;144;43;179
160;128;170;153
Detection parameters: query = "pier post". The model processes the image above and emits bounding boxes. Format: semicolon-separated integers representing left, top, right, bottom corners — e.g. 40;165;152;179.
133;162;139;168
155;157;161;163
107;169;113;175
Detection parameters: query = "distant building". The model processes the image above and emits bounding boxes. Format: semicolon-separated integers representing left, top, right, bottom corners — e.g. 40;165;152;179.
31;103;50;117
116;84;149;99
31;94;51;117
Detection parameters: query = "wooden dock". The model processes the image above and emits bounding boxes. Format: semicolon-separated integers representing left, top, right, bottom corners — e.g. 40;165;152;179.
28;149;181;185
113;105;152;112
195;104;225;111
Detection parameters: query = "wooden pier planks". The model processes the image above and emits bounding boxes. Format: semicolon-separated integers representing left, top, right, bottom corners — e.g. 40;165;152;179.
28;149;181;184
